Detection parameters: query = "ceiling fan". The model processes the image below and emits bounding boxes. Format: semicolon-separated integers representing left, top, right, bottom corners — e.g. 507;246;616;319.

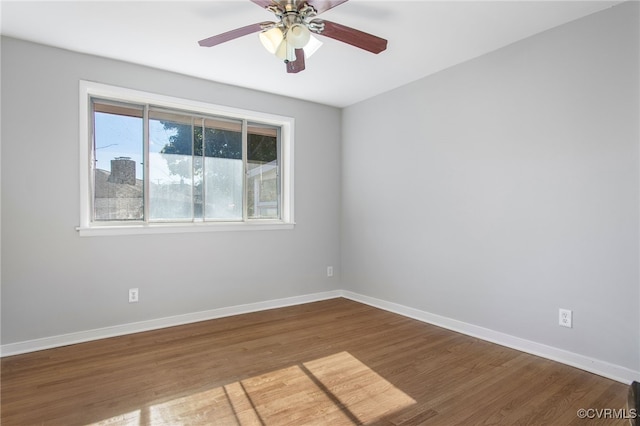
198;0;388;73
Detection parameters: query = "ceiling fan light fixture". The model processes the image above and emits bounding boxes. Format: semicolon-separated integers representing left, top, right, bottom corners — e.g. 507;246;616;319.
259;26;284;54
286;23;311;49
198;0;387;73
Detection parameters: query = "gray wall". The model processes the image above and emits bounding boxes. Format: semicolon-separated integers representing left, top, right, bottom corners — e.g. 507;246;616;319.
1;37;342;344
342;2;639;371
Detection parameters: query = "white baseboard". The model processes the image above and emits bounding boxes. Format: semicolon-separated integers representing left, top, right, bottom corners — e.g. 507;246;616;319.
2;289;638;384
0;290;342;357
341;290;640;384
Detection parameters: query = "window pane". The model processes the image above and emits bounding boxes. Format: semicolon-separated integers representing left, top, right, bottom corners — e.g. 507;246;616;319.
93;102;144;221
203;118;243;220
88;88;288;228
149;111;194;221
247;124;279;219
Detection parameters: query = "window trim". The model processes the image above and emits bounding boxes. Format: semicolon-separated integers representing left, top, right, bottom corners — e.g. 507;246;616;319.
78;80;295;236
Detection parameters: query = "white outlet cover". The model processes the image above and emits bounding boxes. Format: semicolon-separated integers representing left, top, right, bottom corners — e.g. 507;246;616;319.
559;308;572;328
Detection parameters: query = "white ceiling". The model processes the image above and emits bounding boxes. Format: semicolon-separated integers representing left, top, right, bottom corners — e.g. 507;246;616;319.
0;0;622;107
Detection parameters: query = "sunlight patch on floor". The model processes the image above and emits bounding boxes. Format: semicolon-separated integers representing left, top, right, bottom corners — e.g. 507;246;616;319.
88;351;415;425
89;409;141;425
303;351;417;424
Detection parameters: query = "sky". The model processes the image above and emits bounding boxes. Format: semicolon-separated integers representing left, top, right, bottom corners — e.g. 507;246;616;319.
94;112;182;184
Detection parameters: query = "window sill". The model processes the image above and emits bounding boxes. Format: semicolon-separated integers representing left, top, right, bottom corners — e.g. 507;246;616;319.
76;221;295;237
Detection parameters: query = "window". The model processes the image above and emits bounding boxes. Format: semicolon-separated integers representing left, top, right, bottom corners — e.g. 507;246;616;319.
79;81;294;236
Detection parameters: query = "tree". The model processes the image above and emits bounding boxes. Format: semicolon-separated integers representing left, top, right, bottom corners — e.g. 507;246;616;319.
159;122;241;179
159;121;277;178
156;121;278;218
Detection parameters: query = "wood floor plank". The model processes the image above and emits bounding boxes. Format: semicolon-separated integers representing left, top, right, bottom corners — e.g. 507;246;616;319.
1;298;629;425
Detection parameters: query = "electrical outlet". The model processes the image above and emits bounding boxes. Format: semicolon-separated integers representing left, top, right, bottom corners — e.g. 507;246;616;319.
129;288;139;303
327;266;334;277
559;308;572;328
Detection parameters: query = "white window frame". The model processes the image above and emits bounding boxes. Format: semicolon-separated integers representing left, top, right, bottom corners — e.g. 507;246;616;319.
78;80;294;236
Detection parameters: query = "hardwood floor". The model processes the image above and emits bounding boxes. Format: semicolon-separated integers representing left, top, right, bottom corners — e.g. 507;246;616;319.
1;298;629;425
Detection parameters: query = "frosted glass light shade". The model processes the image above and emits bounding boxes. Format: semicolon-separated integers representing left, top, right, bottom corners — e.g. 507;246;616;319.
287;24;310;49
304;35;323;59
259;27;284;54
275;40;296;62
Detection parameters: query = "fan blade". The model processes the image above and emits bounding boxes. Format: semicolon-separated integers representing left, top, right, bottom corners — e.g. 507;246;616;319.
250;0;277;8
198;22;267;47
306;0;349;15
311;20;387;54
287;49;306;73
